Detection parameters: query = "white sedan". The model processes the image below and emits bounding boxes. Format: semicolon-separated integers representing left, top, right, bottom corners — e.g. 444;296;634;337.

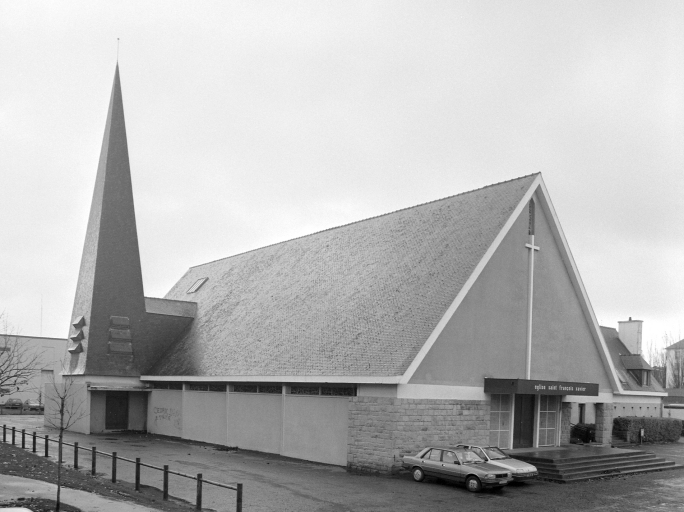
456;445;538;481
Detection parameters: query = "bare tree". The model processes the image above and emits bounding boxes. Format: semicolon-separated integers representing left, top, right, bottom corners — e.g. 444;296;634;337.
644;338;667;387
0;313;40;399
44;374;88;512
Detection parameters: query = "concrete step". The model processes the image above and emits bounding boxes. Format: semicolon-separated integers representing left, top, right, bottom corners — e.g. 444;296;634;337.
540;461;681;482
541;458;674;478
531;453;657;473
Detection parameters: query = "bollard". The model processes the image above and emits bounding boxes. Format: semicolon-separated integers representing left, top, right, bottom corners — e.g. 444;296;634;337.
135;458;141;491
163;465;169;501
195;473;202;510
44;435;49;457
74;442;79;470
32;432;36;453
237;482;243;512
21;429;25;449
112;452;117;483
11;427;15;445
2;424;5;443
91;447;96;476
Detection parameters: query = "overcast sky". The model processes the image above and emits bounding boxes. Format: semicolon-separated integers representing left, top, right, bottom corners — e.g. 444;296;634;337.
1;1;682;351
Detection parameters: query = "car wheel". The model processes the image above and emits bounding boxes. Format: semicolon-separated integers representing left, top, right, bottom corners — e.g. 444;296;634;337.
466;476;482;493
412;467;425;482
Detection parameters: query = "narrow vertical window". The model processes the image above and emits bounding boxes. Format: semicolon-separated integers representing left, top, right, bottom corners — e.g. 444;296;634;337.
489;394;511;448
528;200;536;236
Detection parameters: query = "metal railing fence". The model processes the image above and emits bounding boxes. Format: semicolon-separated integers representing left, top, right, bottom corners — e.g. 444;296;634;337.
2;424;243;512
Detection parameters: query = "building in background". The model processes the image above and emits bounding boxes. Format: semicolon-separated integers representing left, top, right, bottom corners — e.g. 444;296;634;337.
0;335;67;404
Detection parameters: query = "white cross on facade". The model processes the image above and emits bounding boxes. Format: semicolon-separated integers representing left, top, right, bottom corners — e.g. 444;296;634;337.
525;235;540;380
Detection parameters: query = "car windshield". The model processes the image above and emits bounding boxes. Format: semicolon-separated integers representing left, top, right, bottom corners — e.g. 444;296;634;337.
456;449;485;464
483;447;509;460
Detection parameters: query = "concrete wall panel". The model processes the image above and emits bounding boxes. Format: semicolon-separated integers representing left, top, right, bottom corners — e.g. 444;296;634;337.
147;390;183;437
282;396;349;465
182;391;227;445
129;392;147;430
227;393;282;453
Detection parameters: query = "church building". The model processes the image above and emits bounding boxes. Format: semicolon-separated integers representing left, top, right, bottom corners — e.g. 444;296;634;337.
47;65;661;473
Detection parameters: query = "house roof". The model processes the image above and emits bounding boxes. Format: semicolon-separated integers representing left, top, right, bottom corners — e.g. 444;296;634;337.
600;326;664;392
149;174;539;377
620;355;653;371
666;339;684;350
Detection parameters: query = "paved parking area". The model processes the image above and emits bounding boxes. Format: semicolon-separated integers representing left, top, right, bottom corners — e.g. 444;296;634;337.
2;416;684;512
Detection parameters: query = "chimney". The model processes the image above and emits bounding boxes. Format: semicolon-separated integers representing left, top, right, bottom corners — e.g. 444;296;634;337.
618;317;643;355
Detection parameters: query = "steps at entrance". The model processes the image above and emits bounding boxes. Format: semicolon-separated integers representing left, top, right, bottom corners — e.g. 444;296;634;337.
508;446;680;483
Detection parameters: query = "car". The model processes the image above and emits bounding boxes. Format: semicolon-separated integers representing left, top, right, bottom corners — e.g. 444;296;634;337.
3;398;23;409
402;446;513;492
456;444;538;481
24;399;44;412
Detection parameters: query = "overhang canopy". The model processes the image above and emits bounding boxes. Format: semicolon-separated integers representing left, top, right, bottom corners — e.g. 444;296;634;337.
484;378;599;396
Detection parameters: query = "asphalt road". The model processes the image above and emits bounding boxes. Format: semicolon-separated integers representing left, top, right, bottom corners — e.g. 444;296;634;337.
2;415;684;512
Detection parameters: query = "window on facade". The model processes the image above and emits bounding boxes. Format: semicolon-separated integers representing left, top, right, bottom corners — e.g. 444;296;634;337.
208;384;227;392
538;395;559;447
321;386;356;396
258;385;282;394
186;277;208;294
187;383;209;391
290;386;320;395
233;384;258;393
489;394;511;448
153;382;183;390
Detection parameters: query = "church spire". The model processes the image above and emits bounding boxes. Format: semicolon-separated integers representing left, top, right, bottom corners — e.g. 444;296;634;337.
66;64;146;375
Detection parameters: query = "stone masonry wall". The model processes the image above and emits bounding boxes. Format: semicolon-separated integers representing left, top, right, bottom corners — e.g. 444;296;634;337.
560;402;572;444
348;397;490;474
595;403;613;444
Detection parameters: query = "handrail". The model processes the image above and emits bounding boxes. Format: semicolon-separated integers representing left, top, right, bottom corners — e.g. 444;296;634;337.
2;424;243;511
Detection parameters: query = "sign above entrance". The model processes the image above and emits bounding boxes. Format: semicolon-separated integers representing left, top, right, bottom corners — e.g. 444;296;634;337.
484;378;599;396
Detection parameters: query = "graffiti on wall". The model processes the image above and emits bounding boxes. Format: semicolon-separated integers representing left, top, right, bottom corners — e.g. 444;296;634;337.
153;406;181;430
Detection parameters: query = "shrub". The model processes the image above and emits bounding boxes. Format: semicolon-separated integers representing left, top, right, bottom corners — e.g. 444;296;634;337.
613;417;682;443
570;423;596;443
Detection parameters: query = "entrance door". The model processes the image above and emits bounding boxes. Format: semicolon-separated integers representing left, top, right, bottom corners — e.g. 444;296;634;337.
513;394;535;448
105;392;129;430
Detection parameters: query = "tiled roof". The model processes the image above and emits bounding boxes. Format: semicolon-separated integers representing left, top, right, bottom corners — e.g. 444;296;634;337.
620;355;652;371
150;174;538;377
666;339;684;350
600;326;664;392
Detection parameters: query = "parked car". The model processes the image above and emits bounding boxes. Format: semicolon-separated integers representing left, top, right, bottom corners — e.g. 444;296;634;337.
3;398;23;409
402;446;513;492
24;399;44;412
456;444;538;481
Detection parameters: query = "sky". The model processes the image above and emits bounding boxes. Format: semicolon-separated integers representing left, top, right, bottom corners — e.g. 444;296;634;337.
1;1;682;353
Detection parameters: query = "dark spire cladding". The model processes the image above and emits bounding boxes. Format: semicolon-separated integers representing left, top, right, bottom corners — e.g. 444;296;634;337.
66;65;146;376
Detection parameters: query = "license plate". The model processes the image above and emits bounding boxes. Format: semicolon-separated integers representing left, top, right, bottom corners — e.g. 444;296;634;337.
499;480;508;484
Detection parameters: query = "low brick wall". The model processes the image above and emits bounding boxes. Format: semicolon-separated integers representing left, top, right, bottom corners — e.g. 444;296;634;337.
347;397;489;473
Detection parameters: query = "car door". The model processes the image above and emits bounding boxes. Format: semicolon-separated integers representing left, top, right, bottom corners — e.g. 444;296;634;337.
421;449;444;477
440;450;465;483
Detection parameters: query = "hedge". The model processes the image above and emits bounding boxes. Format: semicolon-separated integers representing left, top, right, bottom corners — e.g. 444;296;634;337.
570;423;596;443
613;417;682;443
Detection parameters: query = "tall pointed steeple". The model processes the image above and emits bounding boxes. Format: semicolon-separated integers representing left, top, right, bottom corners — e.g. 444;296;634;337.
66;65;146;375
